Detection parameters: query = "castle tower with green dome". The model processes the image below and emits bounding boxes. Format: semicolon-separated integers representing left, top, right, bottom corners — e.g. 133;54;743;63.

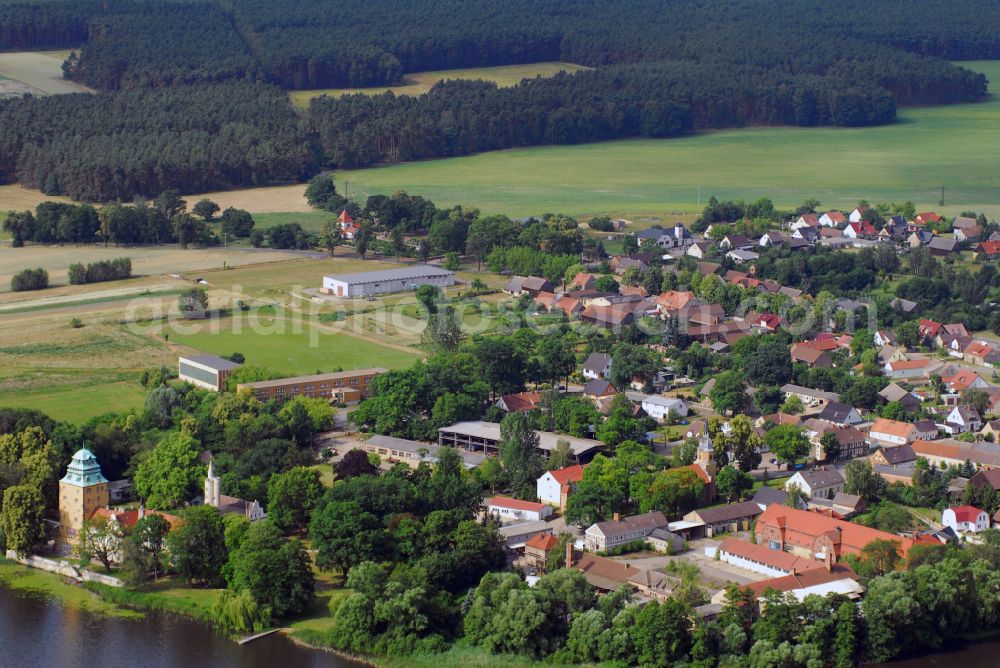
58;448;109;546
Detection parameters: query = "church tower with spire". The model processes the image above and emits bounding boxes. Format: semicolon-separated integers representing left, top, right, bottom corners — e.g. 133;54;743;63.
204;460;221;508
696;433;717;479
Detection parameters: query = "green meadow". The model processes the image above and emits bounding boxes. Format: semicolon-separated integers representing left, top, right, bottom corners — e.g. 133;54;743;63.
334;61;1000;219
0;381;148;423
167;318;421;375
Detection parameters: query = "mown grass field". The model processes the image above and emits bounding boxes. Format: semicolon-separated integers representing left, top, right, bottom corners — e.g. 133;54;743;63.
0;380;148;423
167;315;422;375
334;61;1000;219
289;61;591;107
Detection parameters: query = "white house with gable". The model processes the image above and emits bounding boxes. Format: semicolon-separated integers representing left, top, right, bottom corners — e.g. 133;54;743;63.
640;395;689;422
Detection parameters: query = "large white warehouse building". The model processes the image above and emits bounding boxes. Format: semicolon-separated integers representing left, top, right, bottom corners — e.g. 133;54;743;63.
322;265;455;298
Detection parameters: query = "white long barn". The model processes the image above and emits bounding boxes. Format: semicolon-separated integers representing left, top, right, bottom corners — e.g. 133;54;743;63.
322;265;455;297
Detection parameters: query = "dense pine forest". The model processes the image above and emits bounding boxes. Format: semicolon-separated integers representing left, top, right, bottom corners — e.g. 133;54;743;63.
0;82;316;200
0;0;998;199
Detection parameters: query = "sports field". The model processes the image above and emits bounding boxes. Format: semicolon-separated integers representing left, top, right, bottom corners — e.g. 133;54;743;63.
289;61;591;107
334;61;1000;219
166;317;422;375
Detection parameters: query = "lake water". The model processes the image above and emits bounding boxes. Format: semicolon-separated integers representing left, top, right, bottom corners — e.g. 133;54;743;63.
5;580;994;668
0;584;363;668
872;639;1000;667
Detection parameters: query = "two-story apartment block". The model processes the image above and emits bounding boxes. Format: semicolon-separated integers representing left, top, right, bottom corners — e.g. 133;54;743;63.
585;511;669;552
237;368;386;405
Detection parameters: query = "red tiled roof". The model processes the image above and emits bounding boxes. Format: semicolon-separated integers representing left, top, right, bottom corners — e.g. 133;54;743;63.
719;537;812;572
684;463;713;484
500;391;544;412
980;241;1000;256
919;319;942;337
91;508;182;530
948;505;984;524
942;369;984;392
549;464;586;486
965;341;994;358
656;290;696;310
757;505;917;558
887;359;930;371
802;338;839;352
743;563;858;598
338;210;354;224
791;343;829;364
870;418;916;439
525;532;559;550
487;496;548;512
755;313;782;329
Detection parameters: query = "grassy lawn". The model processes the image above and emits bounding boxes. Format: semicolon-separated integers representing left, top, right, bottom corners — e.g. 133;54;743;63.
166;316;421;374
334;61;1000;219
250;210;334;234
86;577;223;622
309;463;335;487
0;559;140;618
289;61;591;107
0;380;147;422
380;642;594;668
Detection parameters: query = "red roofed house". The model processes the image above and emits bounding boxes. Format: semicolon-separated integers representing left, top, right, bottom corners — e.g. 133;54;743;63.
750;313;784;332
486;496;554;522
942;506;989;534
91;506;182;531
915;212;942;226
919;319;943;341
844;221;876;239
942;369;990;394
496;391;544;413
819;211;846;227
569;272;597;291
656;290;697;314
980;240;1000;260
737;563;863;604
791;342;833;368
802;336;839;352
524;532;560;569
537;464;586;510
793;213;820;229
556;295;584;316
964;340;999;366
337;210;354;227
849;206;871;223
755;504;920;563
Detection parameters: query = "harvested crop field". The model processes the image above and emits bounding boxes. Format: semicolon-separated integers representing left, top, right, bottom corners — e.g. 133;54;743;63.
0;184;72;214
183;184;313;213
289;62;591;107
0;51;93;98
0;245;310;293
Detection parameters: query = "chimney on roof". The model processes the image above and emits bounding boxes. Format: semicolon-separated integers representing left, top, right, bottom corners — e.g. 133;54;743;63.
566;540;575;568
675;223;684;239
138;504;145;520
613;512;621;522
824;548;833;572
